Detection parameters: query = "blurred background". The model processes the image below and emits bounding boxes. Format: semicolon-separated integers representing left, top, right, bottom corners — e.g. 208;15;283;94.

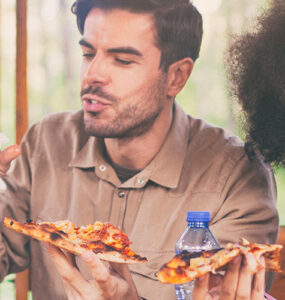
0;0;284;298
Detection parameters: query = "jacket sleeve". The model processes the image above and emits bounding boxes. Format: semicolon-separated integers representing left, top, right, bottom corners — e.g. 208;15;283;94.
0;124;38;280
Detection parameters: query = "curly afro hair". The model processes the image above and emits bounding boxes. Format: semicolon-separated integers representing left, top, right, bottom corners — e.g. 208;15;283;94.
226;0;285;167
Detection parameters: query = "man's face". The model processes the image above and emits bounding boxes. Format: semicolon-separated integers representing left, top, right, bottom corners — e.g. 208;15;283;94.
80;8;168;138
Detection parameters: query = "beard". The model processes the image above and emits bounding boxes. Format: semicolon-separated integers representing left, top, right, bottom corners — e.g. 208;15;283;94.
82;75;167;139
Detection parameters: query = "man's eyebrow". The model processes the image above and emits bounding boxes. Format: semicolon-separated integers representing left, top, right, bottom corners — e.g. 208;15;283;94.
78;41;142;57
107;47;142;57
79;39;94;49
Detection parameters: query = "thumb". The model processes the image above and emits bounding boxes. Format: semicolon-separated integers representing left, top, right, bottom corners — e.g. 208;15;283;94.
81;250;109;278
193;274;210;300
0;145;21;173
109;261;132;280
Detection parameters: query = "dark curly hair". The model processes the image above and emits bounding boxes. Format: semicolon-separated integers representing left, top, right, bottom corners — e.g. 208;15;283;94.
226;0;285;167
71;0;203;71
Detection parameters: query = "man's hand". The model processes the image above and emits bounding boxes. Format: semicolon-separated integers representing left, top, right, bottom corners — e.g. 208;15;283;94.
0;145;21;177
193;254;265;300
46;244;141;300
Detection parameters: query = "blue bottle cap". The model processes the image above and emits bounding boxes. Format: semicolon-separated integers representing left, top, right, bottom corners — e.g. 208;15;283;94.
187;211;210;222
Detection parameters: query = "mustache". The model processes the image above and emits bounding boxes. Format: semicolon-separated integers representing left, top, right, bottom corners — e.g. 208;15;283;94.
80;86;117;103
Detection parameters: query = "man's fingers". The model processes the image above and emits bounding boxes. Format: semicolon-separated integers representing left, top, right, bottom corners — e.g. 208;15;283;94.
81;251;116;290
221;255;242;299
0;145;21;174
193;273;209;300
208;273;223;290
64;249;78;268
236;254;253;299
109;261;140;296
82;251;111;282
109;261;132;281
1;145;21;163
82;251;130;297
46;244;91;295
251;256;265;300
193;255;265;300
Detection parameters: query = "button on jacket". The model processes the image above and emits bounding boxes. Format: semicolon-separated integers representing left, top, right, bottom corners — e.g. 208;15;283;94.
0;102;278;299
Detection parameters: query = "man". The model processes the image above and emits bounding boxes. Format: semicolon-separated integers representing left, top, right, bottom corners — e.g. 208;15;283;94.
193;0;285;298
0;0;279;299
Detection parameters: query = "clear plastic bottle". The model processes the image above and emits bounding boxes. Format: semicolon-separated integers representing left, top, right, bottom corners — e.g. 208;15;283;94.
175;211;220;300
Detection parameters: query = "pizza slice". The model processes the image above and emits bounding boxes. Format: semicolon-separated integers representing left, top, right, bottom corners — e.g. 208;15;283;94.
4;217;147;264
157;239;282;284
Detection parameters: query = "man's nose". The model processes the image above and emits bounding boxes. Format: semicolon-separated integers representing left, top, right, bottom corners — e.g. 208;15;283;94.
82;54;110;88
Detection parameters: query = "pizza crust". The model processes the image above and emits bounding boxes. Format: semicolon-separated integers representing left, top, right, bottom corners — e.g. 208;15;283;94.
4;217;147;264
157;239;282;284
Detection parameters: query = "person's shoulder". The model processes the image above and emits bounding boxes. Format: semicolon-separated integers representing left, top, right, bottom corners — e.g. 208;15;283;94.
39;110;83;125
187;115;273;172
188;116;244;157
188;117;272;177
22;110;87;149
27;110;84;134
19;110;91;163
185;116;274;193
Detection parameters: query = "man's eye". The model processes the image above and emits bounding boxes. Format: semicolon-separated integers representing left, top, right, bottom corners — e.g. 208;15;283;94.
82;53;94;59
115;58;133;65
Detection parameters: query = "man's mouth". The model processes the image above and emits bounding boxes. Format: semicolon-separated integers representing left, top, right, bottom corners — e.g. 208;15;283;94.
87;99;98;104
82;97;108;113
81;87;116;113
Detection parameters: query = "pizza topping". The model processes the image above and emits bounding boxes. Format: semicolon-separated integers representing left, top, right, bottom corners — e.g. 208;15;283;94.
50;233;62;241
76;222;130;250
3;217;147;264
157;239;282;284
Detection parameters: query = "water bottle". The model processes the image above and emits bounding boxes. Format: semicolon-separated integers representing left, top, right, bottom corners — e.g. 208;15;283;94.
174;211;220;300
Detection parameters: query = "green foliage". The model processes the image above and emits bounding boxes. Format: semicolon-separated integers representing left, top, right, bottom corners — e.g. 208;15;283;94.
275;168;285;225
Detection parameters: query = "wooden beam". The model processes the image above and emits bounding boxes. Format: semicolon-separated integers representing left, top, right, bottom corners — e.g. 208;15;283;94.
15;269;30;300
16;0;28;144
15;3;29;300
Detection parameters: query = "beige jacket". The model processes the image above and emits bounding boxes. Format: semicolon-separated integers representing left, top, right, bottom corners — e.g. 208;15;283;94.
0;102;278;299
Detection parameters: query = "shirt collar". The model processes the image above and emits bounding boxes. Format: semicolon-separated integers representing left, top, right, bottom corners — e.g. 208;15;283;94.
144;101;190;188
69;101;190;189
69;136;104;168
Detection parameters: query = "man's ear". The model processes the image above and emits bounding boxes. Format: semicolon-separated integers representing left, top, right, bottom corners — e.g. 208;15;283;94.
166;58;194;97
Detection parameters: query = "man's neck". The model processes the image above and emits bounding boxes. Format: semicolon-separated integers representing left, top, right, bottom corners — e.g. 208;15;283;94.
104;105;173;170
